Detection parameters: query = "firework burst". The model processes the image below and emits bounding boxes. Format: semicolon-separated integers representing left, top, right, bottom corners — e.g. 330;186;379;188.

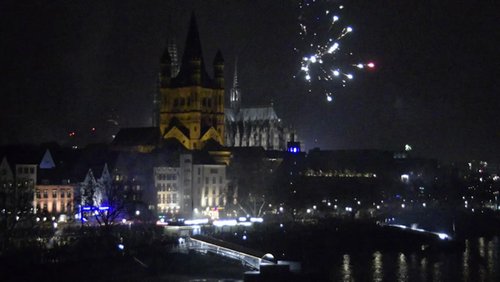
295;0;374;102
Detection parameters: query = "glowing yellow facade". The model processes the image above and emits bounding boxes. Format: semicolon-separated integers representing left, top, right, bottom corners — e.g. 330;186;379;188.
158;14;224;150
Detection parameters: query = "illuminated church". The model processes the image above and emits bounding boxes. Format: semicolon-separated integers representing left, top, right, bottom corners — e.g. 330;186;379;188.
155;14;225;150
149;13;295;152
224;62;295;151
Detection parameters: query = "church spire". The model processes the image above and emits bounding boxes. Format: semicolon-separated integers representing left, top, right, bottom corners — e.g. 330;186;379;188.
230;57;241;113
170;12;212;87
233;57;239;88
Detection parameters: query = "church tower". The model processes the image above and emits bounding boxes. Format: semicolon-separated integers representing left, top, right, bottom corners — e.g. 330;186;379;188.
229;58;241;114
158;13;225;150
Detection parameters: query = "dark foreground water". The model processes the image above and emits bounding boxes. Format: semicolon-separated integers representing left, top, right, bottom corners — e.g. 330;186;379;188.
326;237;499;282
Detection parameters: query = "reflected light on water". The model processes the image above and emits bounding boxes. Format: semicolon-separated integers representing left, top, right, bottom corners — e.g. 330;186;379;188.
372;251;383;282
433;260;443;281
479;237;486;281
420;257;428;281
397;253;407;282
463;239;470;281
327;236;499;281
341;254;352;282
479;237;485;258
487;239;494;276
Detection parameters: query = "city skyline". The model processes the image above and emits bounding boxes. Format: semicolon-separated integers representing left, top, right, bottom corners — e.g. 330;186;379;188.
1;0;497;162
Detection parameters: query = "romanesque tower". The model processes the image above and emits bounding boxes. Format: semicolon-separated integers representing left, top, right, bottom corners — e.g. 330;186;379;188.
158;13;225;150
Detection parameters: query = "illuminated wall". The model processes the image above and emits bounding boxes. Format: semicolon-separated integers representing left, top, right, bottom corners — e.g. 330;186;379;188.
34;185;74;214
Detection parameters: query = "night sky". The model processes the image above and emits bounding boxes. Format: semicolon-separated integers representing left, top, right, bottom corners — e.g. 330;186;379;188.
1;0;498;162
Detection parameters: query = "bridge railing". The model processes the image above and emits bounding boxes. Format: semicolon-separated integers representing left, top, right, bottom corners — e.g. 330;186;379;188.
187;236;272;270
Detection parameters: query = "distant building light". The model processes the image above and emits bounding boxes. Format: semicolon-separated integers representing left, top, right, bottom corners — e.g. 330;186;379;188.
401;174;410;183
213;219;237;227
435;232;451;240
185;218;209;225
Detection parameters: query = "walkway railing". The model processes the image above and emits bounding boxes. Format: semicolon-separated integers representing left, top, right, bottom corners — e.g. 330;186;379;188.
186;235;273;270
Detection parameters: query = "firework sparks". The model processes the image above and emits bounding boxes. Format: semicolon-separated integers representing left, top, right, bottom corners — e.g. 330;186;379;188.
296;0;374;102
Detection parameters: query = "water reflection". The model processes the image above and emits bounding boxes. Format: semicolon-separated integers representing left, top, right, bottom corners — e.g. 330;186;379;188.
420;257;428;282
479;237;485;258
479;237;486;281
432;260;442;282
463;239;470;282
487;239;494;275
341;254;352;282
397;253;407;282
327;236;499;281
372;251;383;282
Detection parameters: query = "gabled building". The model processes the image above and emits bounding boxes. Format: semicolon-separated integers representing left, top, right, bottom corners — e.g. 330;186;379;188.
0;157;14;183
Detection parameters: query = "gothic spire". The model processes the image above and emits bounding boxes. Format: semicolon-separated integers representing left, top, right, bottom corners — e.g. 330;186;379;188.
171;12;211;87
230;57;241;113
233;57;239;89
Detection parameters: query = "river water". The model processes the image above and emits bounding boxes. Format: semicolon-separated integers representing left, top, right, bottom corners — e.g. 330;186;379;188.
327;236;499;282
